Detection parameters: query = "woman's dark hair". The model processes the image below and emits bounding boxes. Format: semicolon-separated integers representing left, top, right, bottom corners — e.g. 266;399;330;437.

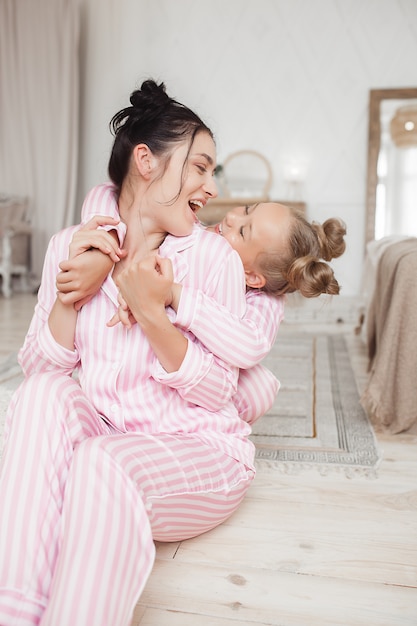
256;210;347;298
108;79;213;192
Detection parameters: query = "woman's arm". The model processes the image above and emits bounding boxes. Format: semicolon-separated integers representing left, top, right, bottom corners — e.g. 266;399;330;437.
19;217;124;376
47;298;78;351
19;226;82;377
116;255;188;373
116;242;244;411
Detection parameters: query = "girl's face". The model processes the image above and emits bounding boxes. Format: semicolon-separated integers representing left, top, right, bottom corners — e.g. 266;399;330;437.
211;202;293;272
151;131;218;237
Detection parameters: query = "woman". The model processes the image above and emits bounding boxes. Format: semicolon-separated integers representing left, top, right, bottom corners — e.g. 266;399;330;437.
0;80;254;626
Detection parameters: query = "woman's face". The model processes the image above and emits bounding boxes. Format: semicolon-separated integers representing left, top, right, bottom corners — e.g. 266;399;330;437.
211;202;293;271
152;131;218;237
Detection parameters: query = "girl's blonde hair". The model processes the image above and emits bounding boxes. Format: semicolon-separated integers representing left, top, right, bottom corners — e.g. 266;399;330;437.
256;209;346;298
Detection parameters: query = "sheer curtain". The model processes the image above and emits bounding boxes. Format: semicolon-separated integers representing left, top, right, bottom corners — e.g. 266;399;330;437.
0;0;80;280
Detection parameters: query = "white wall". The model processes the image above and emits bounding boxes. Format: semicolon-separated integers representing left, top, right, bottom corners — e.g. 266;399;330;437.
77;0;417;296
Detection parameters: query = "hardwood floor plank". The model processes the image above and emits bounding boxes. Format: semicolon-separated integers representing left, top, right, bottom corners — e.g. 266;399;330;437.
245;435;417;519
135;607;272;625
136;560;417;626
246;462;417;512
173;500;416;586
247;471;417;510
154;541;181;559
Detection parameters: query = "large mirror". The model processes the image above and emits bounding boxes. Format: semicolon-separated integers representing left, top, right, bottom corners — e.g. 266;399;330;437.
221;150;273;199
365;88;417;243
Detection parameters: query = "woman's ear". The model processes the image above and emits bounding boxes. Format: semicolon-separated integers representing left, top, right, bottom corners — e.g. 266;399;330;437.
132;144;157;179
245;270;266;290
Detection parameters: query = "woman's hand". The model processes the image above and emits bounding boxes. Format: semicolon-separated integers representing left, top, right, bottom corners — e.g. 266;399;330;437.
116;254;174;325
107;256;176;329
115;255;187;372
57;216;126;309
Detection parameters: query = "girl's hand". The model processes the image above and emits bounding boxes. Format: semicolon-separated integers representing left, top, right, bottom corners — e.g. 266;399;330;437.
68;215;124;261
57;249;114;309
107;292;136;329
57;216;126;309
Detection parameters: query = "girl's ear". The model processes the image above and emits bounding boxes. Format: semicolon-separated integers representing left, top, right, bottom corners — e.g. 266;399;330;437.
132;144;157;179
245;270;266;290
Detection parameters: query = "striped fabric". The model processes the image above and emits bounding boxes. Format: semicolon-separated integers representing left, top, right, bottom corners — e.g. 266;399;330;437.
177;287;284;368
0;183;283;624
233;364;281;425
80;183;285;422
18;222;256;462
0;373;253;626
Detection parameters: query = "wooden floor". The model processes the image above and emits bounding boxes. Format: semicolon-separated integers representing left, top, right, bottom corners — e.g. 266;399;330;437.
1;293;416;626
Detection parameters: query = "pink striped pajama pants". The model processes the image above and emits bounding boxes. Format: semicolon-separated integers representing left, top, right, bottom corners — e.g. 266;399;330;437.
0;372;254;626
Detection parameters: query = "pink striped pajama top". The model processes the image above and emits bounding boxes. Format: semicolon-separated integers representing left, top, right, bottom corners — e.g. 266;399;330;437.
82;183;285;369
19;220;257;469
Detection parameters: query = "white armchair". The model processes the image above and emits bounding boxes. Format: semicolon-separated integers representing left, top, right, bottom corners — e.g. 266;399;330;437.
0;196;32;298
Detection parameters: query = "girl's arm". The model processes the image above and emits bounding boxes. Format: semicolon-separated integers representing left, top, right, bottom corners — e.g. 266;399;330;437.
171;285;285;369
233;364;280;425
56;216;125;308
80;182;119;223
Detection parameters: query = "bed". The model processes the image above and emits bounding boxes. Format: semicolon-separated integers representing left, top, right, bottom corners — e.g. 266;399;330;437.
360;236;417;434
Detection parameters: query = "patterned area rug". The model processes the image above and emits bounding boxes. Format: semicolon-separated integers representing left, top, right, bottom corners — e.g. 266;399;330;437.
0;334;380;476
252;333;380;477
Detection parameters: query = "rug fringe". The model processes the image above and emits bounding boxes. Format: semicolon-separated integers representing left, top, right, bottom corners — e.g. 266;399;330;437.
254;458;381;480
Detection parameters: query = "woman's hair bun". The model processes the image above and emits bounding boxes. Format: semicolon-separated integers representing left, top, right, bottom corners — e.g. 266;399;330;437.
127;80;171;125
130;80;170;110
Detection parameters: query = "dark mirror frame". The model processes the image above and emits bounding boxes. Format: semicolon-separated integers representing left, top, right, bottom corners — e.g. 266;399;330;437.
365;87;417;244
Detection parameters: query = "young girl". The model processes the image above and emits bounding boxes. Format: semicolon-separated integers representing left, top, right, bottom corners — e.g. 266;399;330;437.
58;185;346;424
